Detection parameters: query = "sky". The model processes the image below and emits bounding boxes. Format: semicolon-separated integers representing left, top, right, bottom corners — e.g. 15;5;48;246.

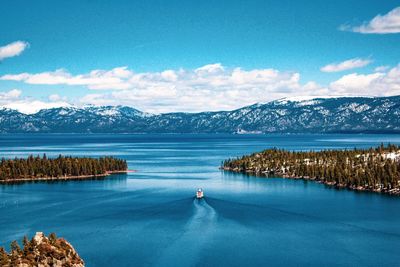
0;0;400;114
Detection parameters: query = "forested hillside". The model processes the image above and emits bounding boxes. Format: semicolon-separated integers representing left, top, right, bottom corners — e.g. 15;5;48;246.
222;144;400;195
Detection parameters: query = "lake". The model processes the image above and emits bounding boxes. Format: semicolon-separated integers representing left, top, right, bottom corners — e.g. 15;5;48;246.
1;133;400;267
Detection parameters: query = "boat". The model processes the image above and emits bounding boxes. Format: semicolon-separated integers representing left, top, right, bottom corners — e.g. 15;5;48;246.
196;188;204;199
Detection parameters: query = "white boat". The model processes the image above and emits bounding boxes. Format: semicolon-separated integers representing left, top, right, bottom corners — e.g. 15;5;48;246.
196;188;204;199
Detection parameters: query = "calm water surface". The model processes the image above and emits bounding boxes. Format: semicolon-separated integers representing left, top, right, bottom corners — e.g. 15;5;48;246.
0;134;400;267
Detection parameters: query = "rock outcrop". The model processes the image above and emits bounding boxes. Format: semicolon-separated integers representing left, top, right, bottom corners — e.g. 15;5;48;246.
0;232;84;267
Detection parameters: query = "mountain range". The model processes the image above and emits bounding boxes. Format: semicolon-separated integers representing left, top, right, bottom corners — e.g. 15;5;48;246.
0;95;399;133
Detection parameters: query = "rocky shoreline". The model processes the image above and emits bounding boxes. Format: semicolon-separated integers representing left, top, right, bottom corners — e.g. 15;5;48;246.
0;170;132;184
221;167;400;196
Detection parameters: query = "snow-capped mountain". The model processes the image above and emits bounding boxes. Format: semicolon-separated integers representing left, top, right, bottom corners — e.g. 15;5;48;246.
0;96;399;133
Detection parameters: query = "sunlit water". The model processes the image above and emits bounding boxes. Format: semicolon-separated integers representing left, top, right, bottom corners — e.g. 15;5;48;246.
0;133;400;267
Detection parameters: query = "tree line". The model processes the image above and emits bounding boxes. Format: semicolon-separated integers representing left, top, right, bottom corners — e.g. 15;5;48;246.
0;154;127;181
222;144;400;193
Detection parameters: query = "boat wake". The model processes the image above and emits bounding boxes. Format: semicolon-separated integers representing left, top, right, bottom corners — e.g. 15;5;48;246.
154;198;217;267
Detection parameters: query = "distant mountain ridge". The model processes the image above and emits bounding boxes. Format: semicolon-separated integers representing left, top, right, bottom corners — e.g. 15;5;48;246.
0;95;399;133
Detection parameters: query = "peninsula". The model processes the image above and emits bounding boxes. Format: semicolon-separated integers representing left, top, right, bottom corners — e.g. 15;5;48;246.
222;144;400;195
0;154;128;183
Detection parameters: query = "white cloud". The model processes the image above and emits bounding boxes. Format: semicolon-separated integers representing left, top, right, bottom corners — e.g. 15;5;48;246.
329;73;384;94
3;100;71;114
2;63;400;113
0;89;22;100
1;67;132;90
1;64;302;92
48;94;68;102
340;7;400;34
0;89;69;114
374;65;390;72
0;41;29;60
329;64;400;96
320;58;371;72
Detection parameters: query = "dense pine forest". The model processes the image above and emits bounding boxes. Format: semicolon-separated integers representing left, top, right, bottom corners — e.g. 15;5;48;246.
222;144;400;195
0;154;127;182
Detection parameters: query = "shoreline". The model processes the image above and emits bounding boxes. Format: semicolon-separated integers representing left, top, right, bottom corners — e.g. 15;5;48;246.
0;170;135;184
221;167;400;196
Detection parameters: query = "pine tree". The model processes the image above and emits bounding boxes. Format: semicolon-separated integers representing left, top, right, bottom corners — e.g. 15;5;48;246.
0;247;8;265
49;233;57;244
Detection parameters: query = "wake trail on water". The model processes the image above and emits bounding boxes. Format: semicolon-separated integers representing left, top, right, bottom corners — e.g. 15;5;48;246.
154;198;217;267
207;197;400;239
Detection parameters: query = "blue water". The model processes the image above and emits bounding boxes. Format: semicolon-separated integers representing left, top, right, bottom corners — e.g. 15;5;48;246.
1;133;400;267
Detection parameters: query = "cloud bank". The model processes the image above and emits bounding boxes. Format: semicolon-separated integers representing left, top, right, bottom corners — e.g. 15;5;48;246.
1;64;312;112
1;63;400;113
0;41;29;61
341;6;400;34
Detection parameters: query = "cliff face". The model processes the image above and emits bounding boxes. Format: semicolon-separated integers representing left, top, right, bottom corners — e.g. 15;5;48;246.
0;232;84;267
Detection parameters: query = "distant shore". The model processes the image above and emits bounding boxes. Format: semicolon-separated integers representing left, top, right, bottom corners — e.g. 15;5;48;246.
0;170;136;184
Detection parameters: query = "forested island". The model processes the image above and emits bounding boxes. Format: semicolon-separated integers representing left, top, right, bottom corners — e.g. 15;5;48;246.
0;154;128;183
0;232;84;266
222;144;400;195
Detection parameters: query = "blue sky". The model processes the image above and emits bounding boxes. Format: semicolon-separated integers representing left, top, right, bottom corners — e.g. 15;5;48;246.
0;0;400;113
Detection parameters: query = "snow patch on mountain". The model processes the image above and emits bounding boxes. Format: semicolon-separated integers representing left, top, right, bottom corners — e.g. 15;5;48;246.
89;107;120;116
273;96;332;105
339;103;371;113
0;95;398;133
